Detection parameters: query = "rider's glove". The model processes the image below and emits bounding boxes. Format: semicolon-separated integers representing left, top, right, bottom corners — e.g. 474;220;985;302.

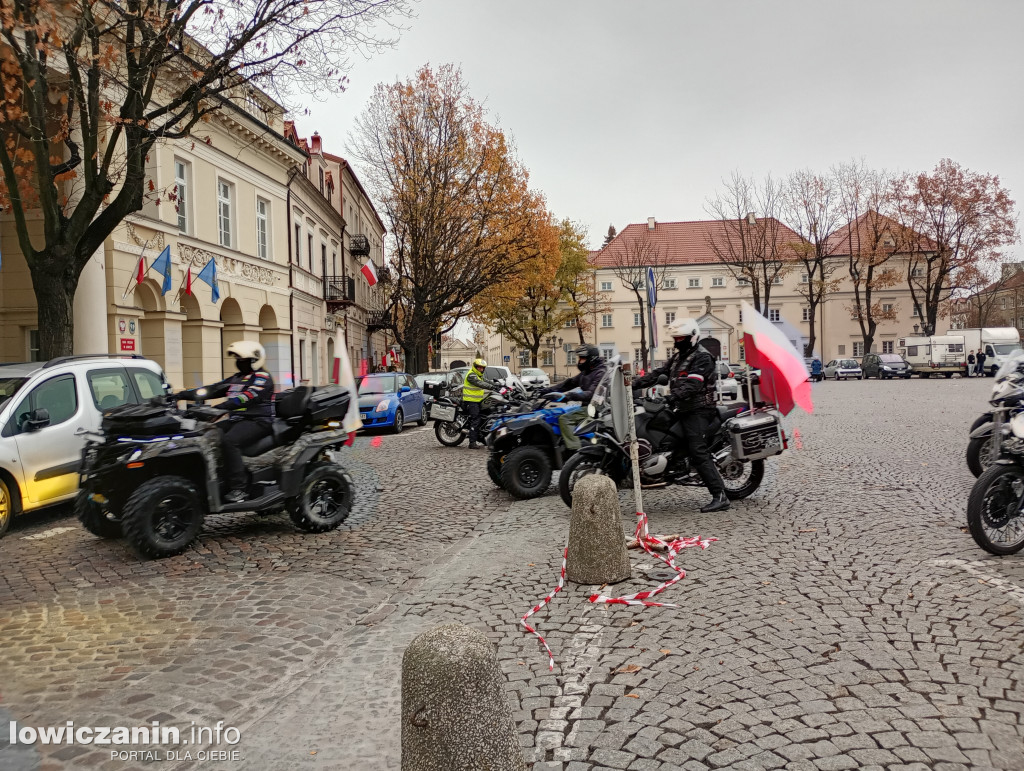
565;388;585;399
547;392;566;402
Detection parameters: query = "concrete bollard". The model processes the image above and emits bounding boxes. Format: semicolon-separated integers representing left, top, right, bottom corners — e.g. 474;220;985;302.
401;623;525;771
566;474;631;585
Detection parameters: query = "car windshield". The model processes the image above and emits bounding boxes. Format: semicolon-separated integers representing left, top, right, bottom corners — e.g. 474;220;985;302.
0;377;27;407
522;368;545;376
357;375;397;395
414;374;442;388
840;360;859;368
992;344;1021;356
880;354;904;363
483;367;507;382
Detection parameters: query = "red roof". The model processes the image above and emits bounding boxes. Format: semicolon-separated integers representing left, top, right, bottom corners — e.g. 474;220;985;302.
827;210;937;256
590;218;804;267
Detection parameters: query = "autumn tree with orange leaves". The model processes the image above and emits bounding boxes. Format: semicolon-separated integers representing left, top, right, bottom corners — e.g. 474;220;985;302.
351;64;553;374
0;0;408;358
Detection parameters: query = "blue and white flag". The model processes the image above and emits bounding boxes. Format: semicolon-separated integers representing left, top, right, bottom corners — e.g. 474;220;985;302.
195;258;220;303
149;246;172;295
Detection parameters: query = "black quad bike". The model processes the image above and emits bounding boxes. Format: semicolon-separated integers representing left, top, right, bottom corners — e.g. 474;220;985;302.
76;385;355;559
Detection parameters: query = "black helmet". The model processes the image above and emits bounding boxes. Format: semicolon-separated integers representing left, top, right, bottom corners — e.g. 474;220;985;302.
575;343;601;372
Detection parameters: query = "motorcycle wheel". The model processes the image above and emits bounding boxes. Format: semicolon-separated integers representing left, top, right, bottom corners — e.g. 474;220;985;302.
500;446;552;500
558;452;609;508
718;458;765;500
967;464;1024;555
969;414;990;433
75;489;122;539
122;475;204;559
288;462;354;533
966;435;998;479
434;419;466;447
487;454;504;487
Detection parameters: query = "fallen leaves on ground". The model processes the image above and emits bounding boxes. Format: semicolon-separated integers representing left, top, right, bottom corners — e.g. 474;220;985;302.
615;664;642;674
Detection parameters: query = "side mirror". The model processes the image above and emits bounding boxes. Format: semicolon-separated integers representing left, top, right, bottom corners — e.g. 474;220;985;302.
25;407;51;431
399;385;411;394
657;374;669;385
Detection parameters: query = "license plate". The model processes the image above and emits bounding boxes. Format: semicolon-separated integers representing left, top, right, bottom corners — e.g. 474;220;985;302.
360;413;370;421
432;404;457;422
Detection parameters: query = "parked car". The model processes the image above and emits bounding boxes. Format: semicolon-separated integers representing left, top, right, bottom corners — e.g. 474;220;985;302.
414;372;450;418
447;365;527;398
862;353;912;380
716;361;739;400
0;354;170;539
357;372;426;433
823;358;863;380
519;367;551;388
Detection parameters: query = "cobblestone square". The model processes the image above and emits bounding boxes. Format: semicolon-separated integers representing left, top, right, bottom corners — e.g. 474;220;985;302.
2;377;1023;770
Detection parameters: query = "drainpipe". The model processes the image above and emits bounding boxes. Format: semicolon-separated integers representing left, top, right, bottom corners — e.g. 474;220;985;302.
286;165;302;386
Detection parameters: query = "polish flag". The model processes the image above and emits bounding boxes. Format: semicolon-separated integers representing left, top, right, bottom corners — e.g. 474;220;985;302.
184;267;193;296
134;256;146;285
360;259;378;286
740;300;813;416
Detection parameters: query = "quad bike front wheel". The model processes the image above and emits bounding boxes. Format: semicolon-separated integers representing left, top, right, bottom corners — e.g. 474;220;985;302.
122;475;204;559
500;446;552;500
288;462;354;533
75;489;123;539
557;452;610;508
487;454;504;487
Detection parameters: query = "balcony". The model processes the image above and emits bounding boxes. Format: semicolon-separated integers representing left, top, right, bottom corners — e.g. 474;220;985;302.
325;275;356;310
366;310;391;332
349;234;370;257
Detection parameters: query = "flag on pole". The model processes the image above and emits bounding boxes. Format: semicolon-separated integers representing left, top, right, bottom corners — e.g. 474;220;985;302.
333;329;363;445
134;255;146;286
184;267;193;296
360;259;378;286
739;300;813;416
195;258;220;303
149;246;172;295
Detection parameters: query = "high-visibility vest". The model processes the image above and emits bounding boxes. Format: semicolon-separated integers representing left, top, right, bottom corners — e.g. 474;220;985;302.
462;369;486;402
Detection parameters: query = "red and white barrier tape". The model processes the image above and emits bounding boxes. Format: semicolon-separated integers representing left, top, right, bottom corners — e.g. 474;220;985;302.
520;512;715;670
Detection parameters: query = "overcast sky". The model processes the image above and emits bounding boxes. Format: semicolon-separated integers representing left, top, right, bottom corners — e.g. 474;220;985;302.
298;0;1023;253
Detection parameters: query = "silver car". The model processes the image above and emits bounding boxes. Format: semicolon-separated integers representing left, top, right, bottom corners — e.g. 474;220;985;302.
0;355;169;538
519;367;551;388
823;358;864;380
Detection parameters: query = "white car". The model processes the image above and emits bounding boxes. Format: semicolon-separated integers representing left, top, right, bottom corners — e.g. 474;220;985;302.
0;354;170;538
519;367;550;388
823;358;863;380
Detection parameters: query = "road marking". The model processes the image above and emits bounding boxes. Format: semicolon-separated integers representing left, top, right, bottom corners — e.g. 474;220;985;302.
21;526;77;541
933;558;1024;607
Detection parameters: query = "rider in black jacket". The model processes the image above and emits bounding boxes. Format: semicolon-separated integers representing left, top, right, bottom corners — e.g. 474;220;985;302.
542;344;608;452
632;319;730;512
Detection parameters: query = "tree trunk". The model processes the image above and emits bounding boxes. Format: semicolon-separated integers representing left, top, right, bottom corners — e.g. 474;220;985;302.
575;321;585;345
531;346;539;367
30;260;78;360
804;304;817;357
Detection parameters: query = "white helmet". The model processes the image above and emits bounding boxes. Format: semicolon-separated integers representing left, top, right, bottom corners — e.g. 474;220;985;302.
226;340;266;370
667;318;702;347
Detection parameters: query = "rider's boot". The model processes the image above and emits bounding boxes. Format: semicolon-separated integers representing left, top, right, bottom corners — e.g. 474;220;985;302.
225;489;247;504
700;492;730;513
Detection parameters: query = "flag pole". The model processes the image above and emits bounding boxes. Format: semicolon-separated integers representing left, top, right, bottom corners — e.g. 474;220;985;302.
121;239;151;302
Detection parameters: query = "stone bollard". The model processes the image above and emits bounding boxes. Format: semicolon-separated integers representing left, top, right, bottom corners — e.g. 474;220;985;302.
566;474;631;585
401;623;525;771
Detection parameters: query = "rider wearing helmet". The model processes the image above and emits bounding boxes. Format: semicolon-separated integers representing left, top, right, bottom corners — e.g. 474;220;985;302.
632;319;729;512
542;343;608;453
177;340;275;502
462;358;501;449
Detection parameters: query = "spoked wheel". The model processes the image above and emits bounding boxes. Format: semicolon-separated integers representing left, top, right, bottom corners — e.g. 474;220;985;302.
558;451;610;508
122;476;204;559
966;435;999;479
967;464;1024;555
718;457;765;500
288;462;354;532
434;418;467;447
500;446;552;499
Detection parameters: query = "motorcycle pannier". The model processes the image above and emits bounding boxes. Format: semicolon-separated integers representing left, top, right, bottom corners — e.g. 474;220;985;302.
101;402;181;437
307;385;352;423
726;412;784;460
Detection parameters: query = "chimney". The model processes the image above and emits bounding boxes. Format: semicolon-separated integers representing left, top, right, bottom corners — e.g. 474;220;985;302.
647;217;656;231
310;132;322;155
746;212;756;225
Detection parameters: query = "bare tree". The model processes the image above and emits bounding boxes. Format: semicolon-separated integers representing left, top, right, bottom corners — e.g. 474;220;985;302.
603;232;669;370
705;172;796;313
958;262;1013;328
783;169;845;356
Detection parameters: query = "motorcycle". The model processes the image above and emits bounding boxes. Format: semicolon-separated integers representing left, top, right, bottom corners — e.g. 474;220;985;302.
76;385;354;559
558;358;787;508
432;380;531;447
966;350;1024;478
966;409;1024;555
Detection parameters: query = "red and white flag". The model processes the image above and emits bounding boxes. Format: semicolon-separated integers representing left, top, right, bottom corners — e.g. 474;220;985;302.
134;256;146;285
740;300;813;416
360;259;378;287
184;267;193;296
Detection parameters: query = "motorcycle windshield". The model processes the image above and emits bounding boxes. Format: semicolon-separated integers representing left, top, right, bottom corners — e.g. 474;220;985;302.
589;355;620;412
995;349;1024;382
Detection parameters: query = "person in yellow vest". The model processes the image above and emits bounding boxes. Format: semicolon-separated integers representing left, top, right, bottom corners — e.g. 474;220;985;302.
462;358;500;449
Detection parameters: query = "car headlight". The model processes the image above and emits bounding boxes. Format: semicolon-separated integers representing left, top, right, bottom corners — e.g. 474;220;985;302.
587;403;596;417
375;399;391;413
882;366;891;371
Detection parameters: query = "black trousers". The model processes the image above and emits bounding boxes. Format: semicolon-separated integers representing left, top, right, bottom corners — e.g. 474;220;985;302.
218;419;272;489
462;401;483;443
678;407;726;496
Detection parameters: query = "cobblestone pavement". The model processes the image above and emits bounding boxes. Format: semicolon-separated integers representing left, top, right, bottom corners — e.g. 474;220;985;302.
2;377;1024;770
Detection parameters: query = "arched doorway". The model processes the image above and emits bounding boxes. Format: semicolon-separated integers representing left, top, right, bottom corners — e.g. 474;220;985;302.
132;279;185;388
177;293;210;389
219;298;247;378
257;304;290;388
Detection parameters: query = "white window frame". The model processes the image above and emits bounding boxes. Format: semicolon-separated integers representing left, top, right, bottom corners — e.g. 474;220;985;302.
737;277;750;286
217;179;234;248
665;311;676;325
174;158;191;234
911;266;924;278
800;273;809;284
601;313;613;328
541;349;553;366
633;312;642;327
600;280;613;292
853;341;865;357
772;275;784;285
768;309;781;322
687;277;700;289
564;318;577;328
711;276;724;287
663;277;678;290
911;306;920;317
882;340;894;354
802;307;810;322
882;303;894;314
256;197;270;260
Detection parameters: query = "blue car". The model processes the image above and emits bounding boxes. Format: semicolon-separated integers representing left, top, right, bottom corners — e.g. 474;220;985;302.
357;372;427;433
